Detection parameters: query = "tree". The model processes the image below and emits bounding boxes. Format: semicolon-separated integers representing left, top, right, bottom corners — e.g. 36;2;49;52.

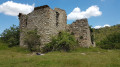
93;24;120;49
0;25;19;47
98;32;120;49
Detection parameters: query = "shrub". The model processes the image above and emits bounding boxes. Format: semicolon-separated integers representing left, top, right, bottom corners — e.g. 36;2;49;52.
24;29;41;51
0;25;19;47
42;31;77;53
98;32;120;49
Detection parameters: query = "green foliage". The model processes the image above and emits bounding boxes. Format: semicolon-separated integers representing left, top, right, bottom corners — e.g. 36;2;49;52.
98;32;120;49
93;24;120;43
0;42;30;53
0;25;19;47
24;30;41;51
93;24;120;49
42;31;77;52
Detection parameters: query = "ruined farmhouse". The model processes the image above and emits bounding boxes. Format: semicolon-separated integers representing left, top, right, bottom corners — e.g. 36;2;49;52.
18;5;92;48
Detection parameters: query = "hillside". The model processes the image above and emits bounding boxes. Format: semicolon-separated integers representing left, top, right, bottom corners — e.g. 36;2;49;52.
93;24;120;46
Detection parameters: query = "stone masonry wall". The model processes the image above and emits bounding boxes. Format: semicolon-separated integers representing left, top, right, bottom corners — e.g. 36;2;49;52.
19;5;92;48
54;8;67;31
19;5;67;47
18;13;27;47
68;19;92;47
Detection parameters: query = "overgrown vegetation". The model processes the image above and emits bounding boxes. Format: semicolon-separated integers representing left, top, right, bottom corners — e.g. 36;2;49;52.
97;32;120;49
0;43;120;67
0;42;30;53
0;25;19;47
42;31;77;52
24;29;41;51
0;24;120;67
93;24;120;49
0;24;120;51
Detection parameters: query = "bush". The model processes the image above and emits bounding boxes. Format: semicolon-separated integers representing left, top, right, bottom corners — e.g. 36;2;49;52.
42;31;77;53
98;32;120;49
0;25;19;47
24;29;41;51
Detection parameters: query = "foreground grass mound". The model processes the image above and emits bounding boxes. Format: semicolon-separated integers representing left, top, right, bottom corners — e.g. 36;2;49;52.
0;42;120;67
0;42;30;53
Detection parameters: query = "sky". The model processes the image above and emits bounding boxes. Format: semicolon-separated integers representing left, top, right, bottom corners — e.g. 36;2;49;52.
0;0;120;34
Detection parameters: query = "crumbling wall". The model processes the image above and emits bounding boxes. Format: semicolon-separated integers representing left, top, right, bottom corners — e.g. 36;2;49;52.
68;19;92;47
19;5;67;47
27;6;51;46
18;13;28;47
19;5;92;48
54;8;67;31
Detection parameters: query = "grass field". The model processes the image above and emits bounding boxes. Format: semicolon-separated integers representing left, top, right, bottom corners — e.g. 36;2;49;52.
0;42;120;67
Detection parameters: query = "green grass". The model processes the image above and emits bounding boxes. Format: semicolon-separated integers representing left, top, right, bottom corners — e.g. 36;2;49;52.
0;43;120;67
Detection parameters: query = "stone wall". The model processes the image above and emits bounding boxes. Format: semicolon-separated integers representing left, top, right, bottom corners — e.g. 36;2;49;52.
19;5;92;48
68;19;92;47
54;8;67;31
18;13;27;47
19;5;67;47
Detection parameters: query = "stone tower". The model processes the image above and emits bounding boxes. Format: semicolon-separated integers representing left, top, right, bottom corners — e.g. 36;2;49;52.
18;5;67;47
18;5;92;48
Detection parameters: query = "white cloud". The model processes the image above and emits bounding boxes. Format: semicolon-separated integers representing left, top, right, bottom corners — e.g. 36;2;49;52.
94;26;102;29
94;24;110;29
103;24;110;27
0;1;34;16
67;5;102;20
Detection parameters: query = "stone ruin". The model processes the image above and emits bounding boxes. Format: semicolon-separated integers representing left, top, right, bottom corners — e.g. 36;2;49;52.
68;19;92;47
18;5;93;48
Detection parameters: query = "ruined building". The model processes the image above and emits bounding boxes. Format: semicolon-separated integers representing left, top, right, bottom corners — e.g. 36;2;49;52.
68;19;92;47
18;5;92;48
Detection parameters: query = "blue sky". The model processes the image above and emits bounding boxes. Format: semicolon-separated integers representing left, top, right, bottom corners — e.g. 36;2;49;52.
0;0;120;34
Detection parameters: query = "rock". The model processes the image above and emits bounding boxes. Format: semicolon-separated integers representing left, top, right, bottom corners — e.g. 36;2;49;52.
81;53;86;55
